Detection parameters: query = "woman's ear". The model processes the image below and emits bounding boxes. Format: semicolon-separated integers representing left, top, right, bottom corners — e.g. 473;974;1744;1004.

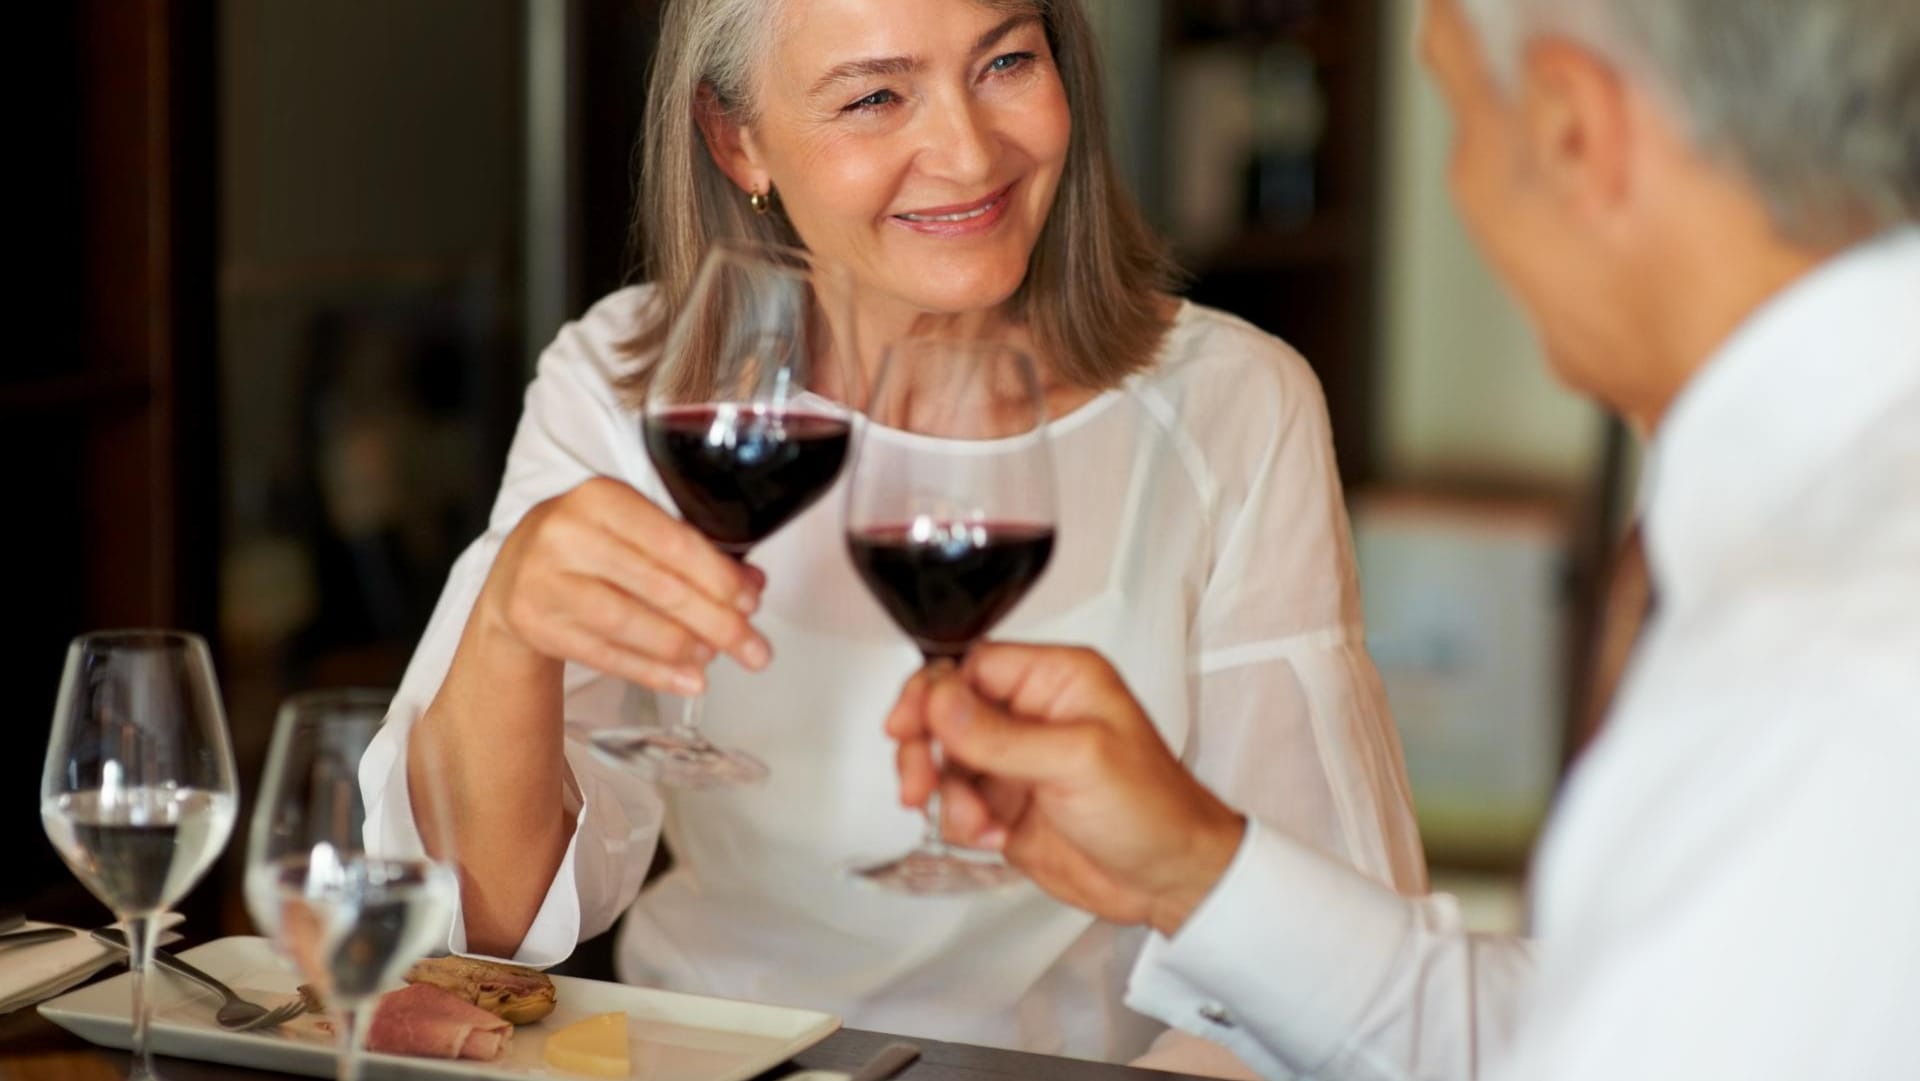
694;83;771;197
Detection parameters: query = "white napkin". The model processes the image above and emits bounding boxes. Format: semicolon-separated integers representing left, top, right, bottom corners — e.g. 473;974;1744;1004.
0;916;182;1015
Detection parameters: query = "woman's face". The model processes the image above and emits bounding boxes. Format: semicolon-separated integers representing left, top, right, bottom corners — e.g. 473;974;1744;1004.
733;0;1071;322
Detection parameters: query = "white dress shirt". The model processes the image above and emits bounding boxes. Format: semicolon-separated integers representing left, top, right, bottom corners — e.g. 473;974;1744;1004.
361;291;1427;1068
1126;227;1920;1080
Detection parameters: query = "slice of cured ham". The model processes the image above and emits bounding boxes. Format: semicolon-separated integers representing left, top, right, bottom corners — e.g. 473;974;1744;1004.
365;983;514;1061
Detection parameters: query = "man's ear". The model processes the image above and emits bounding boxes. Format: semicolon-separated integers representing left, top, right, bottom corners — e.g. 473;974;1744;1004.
694;83;770;196
1518;37;1632;223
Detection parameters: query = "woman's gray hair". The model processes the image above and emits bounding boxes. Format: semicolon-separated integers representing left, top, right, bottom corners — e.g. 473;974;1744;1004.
1461;0;1920;245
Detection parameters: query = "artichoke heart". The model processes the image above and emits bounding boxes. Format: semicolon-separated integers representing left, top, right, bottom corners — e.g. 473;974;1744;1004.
403;956;558;1025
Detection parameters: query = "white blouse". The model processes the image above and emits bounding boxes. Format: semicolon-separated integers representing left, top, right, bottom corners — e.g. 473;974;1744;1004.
362;287;1426;1069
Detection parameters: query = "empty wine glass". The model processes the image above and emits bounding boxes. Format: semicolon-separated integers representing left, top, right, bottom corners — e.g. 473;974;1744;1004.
245;690;459;1081
845;340;1057;894
589;240;863;788
41;630;239;1081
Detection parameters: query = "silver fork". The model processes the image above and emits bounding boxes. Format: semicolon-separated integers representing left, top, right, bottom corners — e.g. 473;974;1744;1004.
91;930;308;1032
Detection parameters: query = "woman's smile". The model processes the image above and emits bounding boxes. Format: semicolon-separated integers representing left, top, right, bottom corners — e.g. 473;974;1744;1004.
889;181;1016;237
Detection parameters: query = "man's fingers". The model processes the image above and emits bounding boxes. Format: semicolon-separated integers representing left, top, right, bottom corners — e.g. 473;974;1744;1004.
964;643;1136;729
937;774;1001;848
925;671;1105;786
895;737;938;809
976;775;1032;826
884;667;934;741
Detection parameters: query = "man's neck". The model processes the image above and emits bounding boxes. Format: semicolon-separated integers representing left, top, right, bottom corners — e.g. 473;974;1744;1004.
1624;194;1840;434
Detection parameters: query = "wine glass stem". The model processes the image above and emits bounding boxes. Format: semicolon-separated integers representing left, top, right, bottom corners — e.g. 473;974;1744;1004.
917;654;963;857
670;693;715;751
921;758;950;857
123;914;158;1081
335;998;375;1081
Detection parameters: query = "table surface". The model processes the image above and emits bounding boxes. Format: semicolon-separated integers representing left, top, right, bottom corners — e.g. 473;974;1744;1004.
0;1007;1215;1081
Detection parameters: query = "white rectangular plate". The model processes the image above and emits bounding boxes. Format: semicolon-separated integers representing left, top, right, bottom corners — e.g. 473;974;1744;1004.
39;936;840;1081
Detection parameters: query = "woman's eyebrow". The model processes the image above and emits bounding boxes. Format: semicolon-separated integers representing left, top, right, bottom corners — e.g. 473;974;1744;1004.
806;14;1038;101
810;55;919;100
971;13;1037;57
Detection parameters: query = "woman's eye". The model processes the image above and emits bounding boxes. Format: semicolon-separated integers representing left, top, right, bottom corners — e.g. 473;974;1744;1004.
987;51;1035;75
843;89;898;113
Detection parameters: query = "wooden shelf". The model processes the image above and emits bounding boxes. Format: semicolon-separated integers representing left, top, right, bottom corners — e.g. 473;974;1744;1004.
1184;215;1359;273
0;368;152;414
1158;0;1385;485
1170;18;1352;68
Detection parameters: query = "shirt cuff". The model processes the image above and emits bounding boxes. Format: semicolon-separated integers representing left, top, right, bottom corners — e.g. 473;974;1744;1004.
1126;819;1414;1077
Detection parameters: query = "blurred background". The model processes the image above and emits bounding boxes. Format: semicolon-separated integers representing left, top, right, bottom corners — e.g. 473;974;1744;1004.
6;0;1630;951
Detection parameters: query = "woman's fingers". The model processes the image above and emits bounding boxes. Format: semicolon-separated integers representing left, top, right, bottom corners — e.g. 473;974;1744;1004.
559;575;719;666
578;479;759;612
499;480;779;679
538;618;706;697
558;524;770;668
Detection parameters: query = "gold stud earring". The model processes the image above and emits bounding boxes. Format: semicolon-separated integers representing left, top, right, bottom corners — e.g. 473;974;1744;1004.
748;188;771;215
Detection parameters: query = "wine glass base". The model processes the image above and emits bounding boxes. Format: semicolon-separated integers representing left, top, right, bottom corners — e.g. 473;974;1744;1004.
850;848;1025;895
587;729;768;789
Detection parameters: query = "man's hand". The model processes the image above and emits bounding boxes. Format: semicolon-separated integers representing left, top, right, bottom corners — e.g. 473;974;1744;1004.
886;644;1247;936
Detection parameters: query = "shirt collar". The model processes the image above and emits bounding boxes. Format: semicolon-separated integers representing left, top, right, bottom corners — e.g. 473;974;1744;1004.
1642;226;1920;608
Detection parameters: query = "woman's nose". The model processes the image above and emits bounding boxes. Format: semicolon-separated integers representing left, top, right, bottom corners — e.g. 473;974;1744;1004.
918;96;996;186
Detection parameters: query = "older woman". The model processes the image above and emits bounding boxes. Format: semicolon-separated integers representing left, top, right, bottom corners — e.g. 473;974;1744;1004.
363;0;1425;1073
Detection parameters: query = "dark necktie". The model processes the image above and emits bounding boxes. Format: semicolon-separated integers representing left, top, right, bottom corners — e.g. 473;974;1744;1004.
1571;522;1655;759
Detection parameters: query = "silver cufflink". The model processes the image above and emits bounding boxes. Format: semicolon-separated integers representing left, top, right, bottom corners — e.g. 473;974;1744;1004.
1199;1003;1234;1027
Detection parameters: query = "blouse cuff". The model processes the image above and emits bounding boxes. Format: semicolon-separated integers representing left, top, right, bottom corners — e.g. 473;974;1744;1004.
361;715;595;970
444;754;590;968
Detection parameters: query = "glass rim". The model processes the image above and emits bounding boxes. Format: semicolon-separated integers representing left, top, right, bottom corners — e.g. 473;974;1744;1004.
862;338;1051;445
879;338;1038;364
69;628;211;652
704;237;834;272
276;686;394;717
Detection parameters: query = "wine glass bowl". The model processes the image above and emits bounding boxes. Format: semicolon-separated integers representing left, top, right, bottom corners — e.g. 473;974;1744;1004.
41;630;239;1081
592;241;862;788
844;340;1057;894
245;689;460;1081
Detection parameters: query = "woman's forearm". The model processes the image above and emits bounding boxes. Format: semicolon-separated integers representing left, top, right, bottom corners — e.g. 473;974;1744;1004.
410;604;577;959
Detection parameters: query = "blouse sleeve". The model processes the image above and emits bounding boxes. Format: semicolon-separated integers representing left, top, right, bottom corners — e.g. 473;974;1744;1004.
360;290;667;967
1183;340;1426;893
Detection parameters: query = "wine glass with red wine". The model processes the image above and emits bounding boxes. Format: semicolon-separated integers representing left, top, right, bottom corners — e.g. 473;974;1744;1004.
590;242;862;788
845;340;1056;894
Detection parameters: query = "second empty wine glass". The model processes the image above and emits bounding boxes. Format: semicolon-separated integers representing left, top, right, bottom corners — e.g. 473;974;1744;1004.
41;630;239;1081
245;690;460;1081
590;241;863;788
845;340;1057;894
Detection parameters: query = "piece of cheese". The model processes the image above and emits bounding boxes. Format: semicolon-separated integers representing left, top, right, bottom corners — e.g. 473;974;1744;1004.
542;1012;631;1078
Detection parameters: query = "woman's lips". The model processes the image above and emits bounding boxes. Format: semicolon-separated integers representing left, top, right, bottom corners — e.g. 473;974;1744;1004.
890;184;1015;238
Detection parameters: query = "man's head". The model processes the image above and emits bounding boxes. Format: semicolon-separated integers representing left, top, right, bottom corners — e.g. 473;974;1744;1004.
1421;0;1918;425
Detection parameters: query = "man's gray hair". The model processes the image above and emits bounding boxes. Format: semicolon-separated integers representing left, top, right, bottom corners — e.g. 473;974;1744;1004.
1461;0;1919;245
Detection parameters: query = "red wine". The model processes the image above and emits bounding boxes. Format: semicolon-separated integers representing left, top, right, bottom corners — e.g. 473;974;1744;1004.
848;522;1055;661
644;406;852;555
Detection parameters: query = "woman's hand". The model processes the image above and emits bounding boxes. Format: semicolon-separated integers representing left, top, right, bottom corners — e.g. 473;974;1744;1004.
886;645;1247;935
418;476;769;957
476;477;772;696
